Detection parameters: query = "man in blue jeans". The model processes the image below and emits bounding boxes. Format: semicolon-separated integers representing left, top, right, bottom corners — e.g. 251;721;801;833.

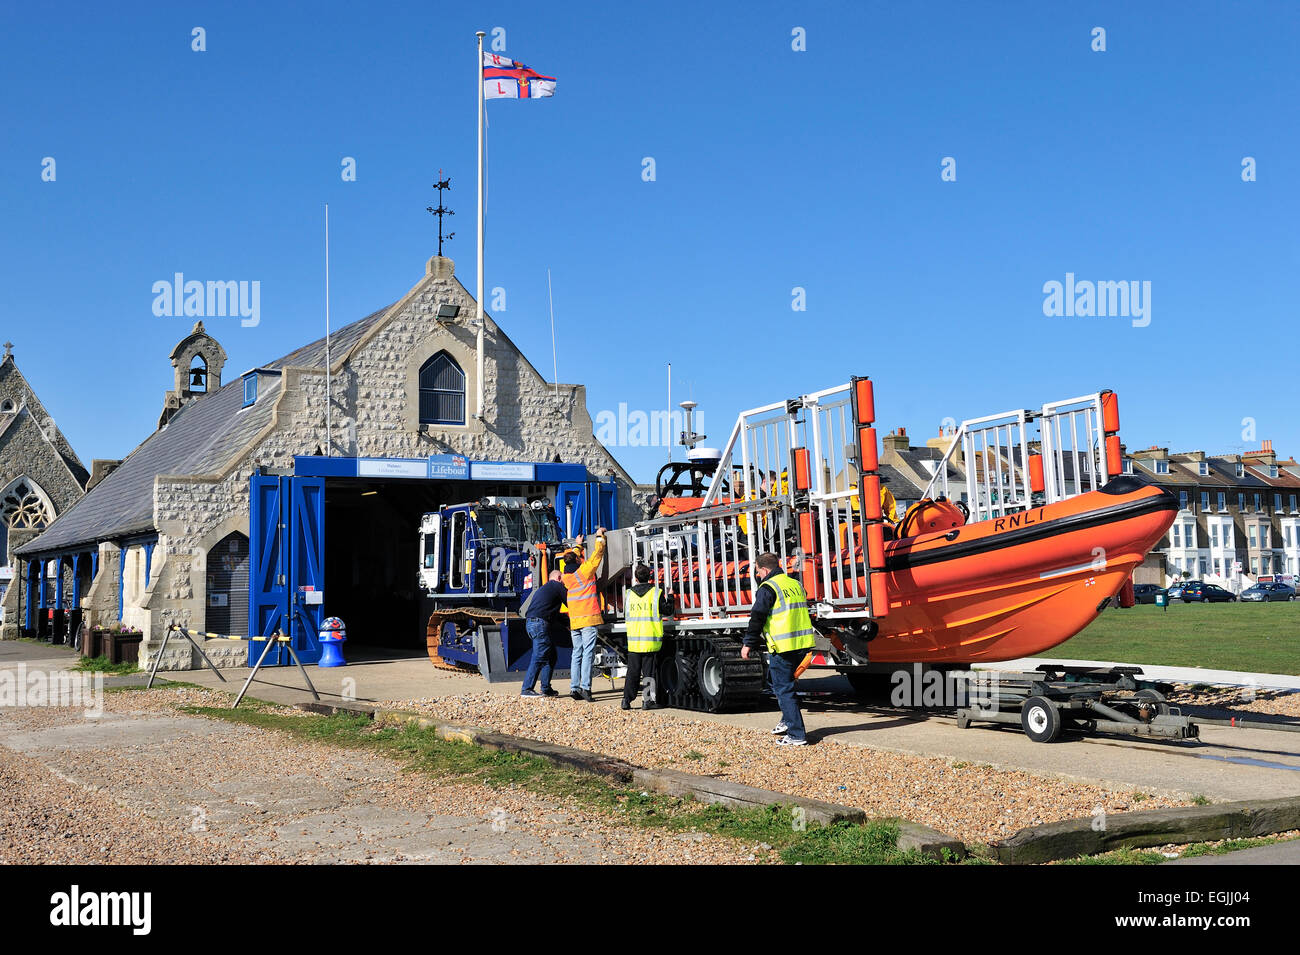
521;570;566;698
740;553;817;746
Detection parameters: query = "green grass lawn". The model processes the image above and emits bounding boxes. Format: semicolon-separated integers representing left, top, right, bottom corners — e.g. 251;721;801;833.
1055;601;1300;675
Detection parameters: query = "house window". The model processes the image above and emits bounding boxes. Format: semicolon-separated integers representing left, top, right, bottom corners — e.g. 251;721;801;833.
1179;491;1188;511
1198;462;1209;475
1122;458;1133;474
418;352;466;425
1235;463;1245;478
242;374;257;408
1210;524;1219;547
1254;493;1262;513
1292;495;1298;513
1261;526;1270;548
1276;494;1284;513
1217;492;1226;511
1171;525;1180;548
1155;460;1169;474
1249;525;1258;548
1262;555;1272;575
1199;558;1208;576
1238;493;1246;512
1269;465;1279;478
1200;491;1209;511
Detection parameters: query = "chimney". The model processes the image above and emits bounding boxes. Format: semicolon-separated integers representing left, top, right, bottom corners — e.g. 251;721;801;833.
88;459;122;491
1243;440;1277;466
882;429;911;454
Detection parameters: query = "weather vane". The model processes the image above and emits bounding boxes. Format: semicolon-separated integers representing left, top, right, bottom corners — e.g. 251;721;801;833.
427;170;455;256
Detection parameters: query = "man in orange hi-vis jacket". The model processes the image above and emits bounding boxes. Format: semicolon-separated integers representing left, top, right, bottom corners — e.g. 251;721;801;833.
561;527;607;702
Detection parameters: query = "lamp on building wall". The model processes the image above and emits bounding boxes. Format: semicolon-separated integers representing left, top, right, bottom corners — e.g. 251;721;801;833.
435;303;460;322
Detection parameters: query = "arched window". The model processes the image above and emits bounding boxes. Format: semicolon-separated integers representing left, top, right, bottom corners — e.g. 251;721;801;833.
206;531;249;638
419;352;466;425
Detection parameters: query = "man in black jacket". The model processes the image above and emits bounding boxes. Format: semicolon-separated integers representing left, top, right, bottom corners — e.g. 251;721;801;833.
521;570;566;698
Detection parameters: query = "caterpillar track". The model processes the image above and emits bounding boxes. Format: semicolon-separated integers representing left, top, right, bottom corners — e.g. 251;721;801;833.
652;633;766;713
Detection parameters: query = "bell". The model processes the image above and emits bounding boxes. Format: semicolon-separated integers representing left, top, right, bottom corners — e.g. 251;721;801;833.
190;368;206;387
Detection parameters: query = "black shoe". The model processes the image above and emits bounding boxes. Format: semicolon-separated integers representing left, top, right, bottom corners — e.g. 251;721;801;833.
581;689;595;703
570;690;583;701
642;702;661;710
542;688;560;698
620;700;631;710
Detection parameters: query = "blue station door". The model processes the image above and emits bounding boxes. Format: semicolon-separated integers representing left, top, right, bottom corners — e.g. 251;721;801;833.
555;479;618;537
248;473;325;665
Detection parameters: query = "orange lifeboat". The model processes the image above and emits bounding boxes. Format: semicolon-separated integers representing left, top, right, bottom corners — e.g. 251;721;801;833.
652;475;1176;664
868;476;1176;663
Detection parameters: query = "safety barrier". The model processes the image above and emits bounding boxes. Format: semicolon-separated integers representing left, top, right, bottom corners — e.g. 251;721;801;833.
628;377;886;625
921;391;1120;524
146;623;320;708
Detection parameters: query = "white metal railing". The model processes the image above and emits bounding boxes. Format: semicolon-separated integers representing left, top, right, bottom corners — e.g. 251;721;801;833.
633;381;877;622
923;392;1116;524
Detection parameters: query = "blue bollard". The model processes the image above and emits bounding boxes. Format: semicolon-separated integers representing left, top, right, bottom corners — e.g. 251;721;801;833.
318;616;347;667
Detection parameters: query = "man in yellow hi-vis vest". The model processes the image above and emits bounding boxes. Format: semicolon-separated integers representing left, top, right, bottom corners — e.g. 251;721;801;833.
741;552;816;746
621;564;675;711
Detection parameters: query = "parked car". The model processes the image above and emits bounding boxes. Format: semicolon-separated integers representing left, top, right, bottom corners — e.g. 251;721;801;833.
1167;580;1200;601
1240;582;1297;602
1180;581;1237;603
1132;583;1168;605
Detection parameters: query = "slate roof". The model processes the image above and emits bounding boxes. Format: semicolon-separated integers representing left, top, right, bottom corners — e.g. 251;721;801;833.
15;303;393;557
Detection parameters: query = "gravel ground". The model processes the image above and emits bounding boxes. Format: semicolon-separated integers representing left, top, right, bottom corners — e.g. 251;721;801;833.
0;688;775;865
1167;684;1300;719
383;692;1193;844
0;744;268;864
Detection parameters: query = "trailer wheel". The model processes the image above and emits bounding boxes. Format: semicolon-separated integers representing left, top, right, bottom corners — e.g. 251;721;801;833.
1021;696;1062;743
697;645;725;708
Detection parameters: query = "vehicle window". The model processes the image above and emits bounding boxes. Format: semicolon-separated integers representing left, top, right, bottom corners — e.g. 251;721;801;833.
449;511;467;588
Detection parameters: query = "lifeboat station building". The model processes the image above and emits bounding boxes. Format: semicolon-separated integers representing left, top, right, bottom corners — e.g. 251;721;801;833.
15;254;639;669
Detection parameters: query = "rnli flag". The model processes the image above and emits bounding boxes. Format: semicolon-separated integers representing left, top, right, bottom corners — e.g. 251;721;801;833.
482;52;556;99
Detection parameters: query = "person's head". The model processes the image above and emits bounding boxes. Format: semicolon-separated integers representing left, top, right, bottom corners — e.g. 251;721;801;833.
560;554;580;575
756;552;781;579
634;564;653;584
548;569;563;582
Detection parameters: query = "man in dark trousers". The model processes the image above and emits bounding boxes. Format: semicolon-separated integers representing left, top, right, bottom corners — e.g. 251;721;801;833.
520;569;566;698
741;553;816;746
621;564;675;711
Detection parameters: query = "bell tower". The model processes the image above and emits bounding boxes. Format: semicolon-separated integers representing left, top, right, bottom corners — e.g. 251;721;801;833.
159;321;227;428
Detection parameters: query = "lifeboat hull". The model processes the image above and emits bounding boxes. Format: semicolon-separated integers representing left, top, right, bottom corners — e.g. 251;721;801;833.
869;477;1177;663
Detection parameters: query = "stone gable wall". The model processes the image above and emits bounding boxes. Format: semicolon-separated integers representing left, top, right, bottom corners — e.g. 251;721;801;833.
137;258;650;662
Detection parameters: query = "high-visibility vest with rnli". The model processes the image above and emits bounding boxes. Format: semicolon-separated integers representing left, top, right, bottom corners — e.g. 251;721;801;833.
624;586;664;653
760;572;816;654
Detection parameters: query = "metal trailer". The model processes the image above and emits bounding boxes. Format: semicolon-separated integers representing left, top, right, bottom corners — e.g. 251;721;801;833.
597;377;1130;714
954;665;1300;743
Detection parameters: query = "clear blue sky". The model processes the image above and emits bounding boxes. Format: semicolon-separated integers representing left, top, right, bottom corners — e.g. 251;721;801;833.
3;0;1297;484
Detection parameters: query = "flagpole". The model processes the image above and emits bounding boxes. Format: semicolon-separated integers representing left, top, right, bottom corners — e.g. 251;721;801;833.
475;29;486;421
547;268;558;399
325;203;331;456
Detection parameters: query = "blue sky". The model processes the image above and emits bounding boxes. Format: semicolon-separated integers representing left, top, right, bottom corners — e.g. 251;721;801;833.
3;0;1297;484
